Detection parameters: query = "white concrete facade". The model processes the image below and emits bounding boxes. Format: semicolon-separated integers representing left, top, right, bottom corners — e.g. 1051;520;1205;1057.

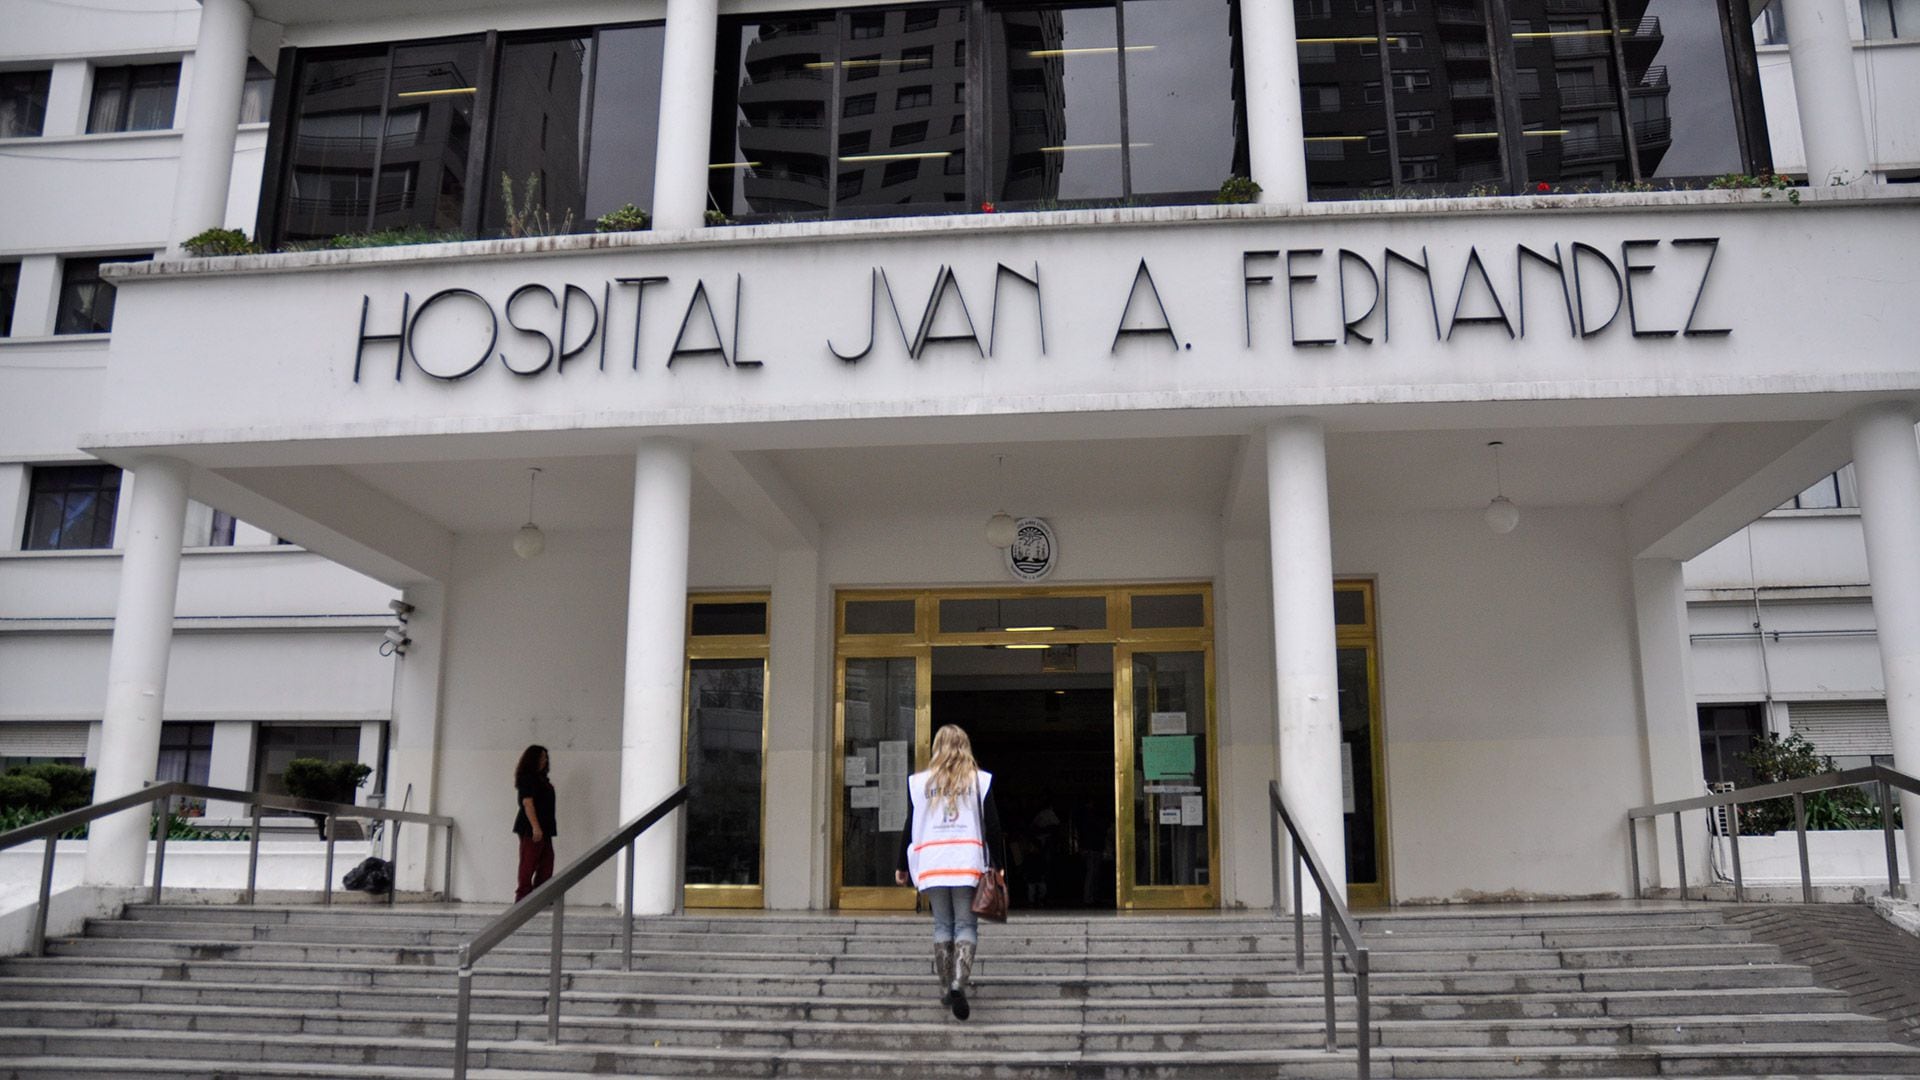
5;0;1919;917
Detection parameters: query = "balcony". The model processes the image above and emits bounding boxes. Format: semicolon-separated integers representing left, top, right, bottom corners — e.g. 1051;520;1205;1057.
1449;79;1494;101
1633;65;1670;92
1556;83;1619;110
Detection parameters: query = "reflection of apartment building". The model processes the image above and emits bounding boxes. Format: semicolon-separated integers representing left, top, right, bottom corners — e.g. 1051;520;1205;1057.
733;9;971;215
486;39;588;225
993;12;1067;202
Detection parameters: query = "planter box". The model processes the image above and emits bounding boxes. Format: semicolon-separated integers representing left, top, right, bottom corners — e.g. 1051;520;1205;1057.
1715;828;1911;884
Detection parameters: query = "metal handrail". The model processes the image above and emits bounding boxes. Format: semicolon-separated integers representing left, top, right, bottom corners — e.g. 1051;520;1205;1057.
0;780;456;957
1269;780;1371;1079
451;785;688;1079
1626;764;1917;903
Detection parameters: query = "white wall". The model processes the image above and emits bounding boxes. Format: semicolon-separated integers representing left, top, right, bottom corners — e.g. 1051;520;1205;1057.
1758;39;1920;175
1336;506;1647;903
1690;598;1883;702
1687;513;1870;590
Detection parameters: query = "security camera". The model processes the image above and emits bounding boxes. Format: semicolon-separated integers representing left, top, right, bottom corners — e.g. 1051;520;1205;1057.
388;599;415;618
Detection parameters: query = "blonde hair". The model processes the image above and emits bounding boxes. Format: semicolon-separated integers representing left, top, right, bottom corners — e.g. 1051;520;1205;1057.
926;725;980;818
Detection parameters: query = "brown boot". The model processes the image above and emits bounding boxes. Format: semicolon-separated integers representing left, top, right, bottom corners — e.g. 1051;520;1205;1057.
933;942;955;1006
950;941;975;1020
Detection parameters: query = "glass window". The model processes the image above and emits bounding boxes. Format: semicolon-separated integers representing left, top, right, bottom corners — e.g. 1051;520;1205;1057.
584;25;666;220
1131;650;1208;887
840;656;917;888
719;16;835;217
239;59;275;124
276;40;479;242
1635;0;1742;179
993;5;1125;203
1131;592;1205;629
1297;0;1394;195
845;599;916;635
1863;0;1920;39
938;595;1108;634
253;724;363;797
0;262;18;337
835;6;968;213
1120;0;1247;196
87;63;180;133
0;69;51;137
56;254;151;335
484;34;592;235
690;601;769;636
23;464;122;551
156;722;216;787
1752;4;1786;44
1509;0;1630;185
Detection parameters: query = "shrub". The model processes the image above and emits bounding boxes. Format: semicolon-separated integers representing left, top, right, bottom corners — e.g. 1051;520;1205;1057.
501;172;575;238
0;773;54;811
1707;170;1800;205
1735;732;1883;834
182;228;259;257
282;226;468;252
595;203;650;233
704;209;733;226
282;758;372;805
10;763;93;812
1214;175;1263;205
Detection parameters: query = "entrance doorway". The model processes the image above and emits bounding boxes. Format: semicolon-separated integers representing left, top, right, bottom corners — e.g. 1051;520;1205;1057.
934;646;1117;909
832;585;1218;911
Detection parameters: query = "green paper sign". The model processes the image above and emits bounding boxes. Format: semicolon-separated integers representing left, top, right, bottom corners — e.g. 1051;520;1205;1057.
1142;735;1196;780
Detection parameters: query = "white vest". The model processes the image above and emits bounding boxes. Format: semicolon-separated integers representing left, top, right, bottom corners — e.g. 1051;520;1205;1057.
905;769;993;889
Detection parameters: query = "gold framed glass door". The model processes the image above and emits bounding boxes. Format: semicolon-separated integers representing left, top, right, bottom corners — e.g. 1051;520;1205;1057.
833;648;930;910
683;595;770;909
1117;644;1219;909
1335;581;1390;908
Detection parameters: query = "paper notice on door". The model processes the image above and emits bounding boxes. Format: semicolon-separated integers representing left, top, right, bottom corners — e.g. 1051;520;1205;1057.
850;785;881;810
844;756;867;786
1181;794;1205;828
1341;742;1356;815
1141;735;1196;780
858;747;878;778
1158;805;1183;826
1149;711;1187;735
878;740;911;778
878;792;908;833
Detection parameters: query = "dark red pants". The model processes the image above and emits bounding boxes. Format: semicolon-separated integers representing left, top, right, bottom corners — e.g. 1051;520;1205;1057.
516;836;554;901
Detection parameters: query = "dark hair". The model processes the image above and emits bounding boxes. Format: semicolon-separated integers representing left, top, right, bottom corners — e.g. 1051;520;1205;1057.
514;744;549;789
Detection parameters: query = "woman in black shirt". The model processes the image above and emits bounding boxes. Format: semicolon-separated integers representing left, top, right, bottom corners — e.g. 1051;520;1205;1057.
512;744;557;901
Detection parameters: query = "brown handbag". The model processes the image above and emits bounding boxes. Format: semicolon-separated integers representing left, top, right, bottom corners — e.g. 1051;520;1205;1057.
969;781;1008;922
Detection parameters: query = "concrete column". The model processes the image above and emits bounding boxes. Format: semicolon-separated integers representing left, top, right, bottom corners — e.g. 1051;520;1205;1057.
0;465;28;552
13;255;62;338
1783;0;1874;185
386;581;446;894
43;60;90;138
651;0;721;231
1266;418;1344;911
202;720;254;821
168;0;256;250
1630;557;1710;892
621;438;694;913
85;457;191;887
1221;530;1279;910
764;547;824;910
1849;402;1920;884
1236;0;1309;205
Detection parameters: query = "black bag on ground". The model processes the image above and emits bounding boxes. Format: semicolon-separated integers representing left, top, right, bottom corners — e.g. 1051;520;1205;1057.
342;857;393;894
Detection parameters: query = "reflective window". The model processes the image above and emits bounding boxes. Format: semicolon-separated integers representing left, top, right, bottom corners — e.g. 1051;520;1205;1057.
55;254;151;335
686;658;766;886
276;41;480;242
993;5;1125;202
1635;0;1741;178
0;262;17;337
253;724;364;797
1121;0;1242;198
0;69;51;137
240;59;275;124
1509;2;1630;185
87;63;179;133
1863;0;1920;40
483;25;667;235
1295;0;1393;193
718;16;836;217
23;465;121;551
845;599;917;635
691;601;769;637
938;595;1108;634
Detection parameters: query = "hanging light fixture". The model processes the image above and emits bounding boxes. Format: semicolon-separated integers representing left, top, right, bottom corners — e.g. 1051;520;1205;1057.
513;466;546;559
1483;440;1520;534
985;454;1017;548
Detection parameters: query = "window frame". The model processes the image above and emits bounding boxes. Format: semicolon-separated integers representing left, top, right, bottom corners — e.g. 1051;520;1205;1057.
22;463;123;551
0;69;53;138
54;253;153;336
86;62;182;134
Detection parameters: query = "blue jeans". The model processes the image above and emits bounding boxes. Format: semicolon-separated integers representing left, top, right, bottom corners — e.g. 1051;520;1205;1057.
928;884;979;945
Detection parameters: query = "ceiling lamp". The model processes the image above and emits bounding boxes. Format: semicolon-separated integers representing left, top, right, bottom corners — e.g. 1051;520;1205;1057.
1483;440;1520;534
986;453;1017;548
513;466;546;559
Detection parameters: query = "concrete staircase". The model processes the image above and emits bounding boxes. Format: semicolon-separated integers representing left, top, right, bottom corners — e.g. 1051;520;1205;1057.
1;901;1918;1078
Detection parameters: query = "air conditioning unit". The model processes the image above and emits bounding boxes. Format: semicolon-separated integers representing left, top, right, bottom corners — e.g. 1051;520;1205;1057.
1708;781;1736;836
